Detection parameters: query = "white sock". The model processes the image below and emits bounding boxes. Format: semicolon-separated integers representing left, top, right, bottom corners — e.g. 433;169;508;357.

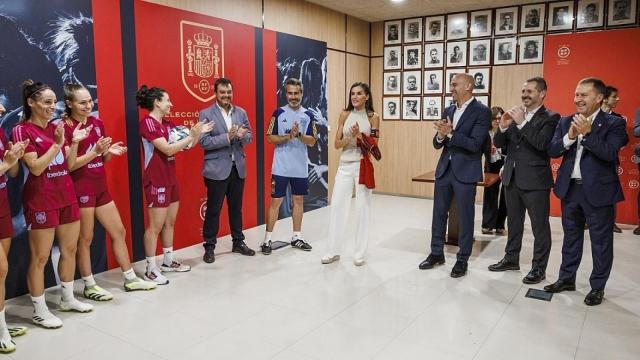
264;232;272;244
82;274;96;287
60;281;75;302
0;309;8;341
123;268;137;281
162;247;174;265
146;256;157;271
293;231;302;239
31;294;49;315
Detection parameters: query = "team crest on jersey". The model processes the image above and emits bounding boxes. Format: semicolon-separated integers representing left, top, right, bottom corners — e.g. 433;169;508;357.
95;126;101;137
35;212;47;224
79;196;90;204
181;20;224;102
158;193;166;204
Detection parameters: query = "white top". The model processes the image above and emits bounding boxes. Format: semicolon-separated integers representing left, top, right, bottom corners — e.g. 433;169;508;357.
340;110;371;163
563;109;599;179
217;103;235;161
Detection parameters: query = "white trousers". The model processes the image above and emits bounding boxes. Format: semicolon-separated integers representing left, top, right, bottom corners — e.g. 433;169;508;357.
326;161;372;260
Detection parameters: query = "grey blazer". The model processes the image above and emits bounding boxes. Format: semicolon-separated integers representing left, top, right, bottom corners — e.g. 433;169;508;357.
198;103;253;180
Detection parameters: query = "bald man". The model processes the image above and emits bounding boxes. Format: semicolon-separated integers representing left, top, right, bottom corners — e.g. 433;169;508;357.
419;74;492;278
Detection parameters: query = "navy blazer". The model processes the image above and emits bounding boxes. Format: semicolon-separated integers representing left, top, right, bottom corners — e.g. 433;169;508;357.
433;98;491;184
548;111;628;207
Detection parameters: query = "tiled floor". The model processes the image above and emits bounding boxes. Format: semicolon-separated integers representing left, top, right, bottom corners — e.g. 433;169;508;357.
4;194;640;359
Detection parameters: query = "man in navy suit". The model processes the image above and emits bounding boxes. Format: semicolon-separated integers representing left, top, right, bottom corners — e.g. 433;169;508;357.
419;73;491;277
545;78;628;306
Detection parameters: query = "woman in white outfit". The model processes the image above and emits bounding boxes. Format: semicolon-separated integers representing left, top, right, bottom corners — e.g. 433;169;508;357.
322;82;380;266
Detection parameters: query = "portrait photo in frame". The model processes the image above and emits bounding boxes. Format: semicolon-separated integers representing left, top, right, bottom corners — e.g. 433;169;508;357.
384;46;402;70
494;37;517;65
548;1;575;31
519;35;544;63
447;40;467;67
425;15;445;41
403;70;422;95
424;43;444;68
495;7;519;35
445;68;465;93
403;96;421;120
403;44;422;69
384;20;402;45
383;97;401;120
423;70;443;94
423;96;443;120
469;39;491;66
607;0;637;26
404;17;423;43
521;3;546;32
476;95;490;107
470;10;492;37
577;0;604;29
447;12;469;39
383;72;401;95
470;68;490;94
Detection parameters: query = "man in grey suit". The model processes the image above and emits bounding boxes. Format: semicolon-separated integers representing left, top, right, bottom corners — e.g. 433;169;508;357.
199;78;255;263
488;77;560;284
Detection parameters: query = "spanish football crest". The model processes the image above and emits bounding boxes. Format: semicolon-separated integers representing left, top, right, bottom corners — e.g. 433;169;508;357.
180;20;224;102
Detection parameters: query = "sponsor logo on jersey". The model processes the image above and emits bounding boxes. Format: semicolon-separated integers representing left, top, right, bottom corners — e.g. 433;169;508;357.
181;20;224;102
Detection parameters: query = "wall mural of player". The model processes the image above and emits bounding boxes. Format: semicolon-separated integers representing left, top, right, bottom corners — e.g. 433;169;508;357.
0;0;99;298
275;33;328;217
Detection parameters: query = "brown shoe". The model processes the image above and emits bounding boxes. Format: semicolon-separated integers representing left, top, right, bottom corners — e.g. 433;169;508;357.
633;226;640;235
613;224;622;233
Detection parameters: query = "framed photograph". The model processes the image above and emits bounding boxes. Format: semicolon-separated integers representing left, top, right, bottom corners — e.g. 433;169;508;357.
425;15;445;41
521;3;546;32
494;37;517;65
384;20;401;45
423;96;442;120
476;95;490;107
447;12;468;39
423;70;443;94
403;96;421;120
470;10;492;37
445;69;465;93
469;39;491;66
447;41;467;67
383;97;401;120
383;46;401;70
470;68;490;94
424;43;444;68
577;0;604;28
403;45;422;69
383;72;401;95
519;35;544;63
404;18;423;43
608;0;637;26
548;1;575;31
402;70;421;95
444;96;455;108
495;7;518;35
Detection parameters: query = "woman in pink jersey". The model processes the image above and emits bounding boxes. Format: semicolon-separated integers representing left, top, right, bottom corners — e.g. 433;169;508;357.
63;84;157;301
12;80;93;329
0;103;29;352
136;85;212;285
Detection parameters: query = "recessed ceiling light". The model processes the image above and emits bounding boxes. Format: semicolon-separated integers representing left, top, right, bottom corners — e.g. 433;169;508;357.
390;0;405;3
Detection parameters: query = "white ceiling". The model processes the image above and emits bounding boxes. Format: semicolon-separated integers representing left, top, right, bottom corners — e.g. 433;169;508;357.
305;0;546;22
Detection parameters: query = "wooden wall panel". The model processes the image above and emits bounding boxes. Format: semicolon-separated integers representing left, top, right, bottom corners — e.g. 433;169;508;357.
371;21;384;57
345;54;370;103
491;64;544;110
327;50;347;198
142;0;262;27
346;16;370;56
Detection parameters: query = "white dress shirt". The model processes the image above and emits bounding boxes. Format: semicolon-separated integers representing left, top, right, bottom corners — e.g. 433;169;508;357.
499;105;542;132
438;97;474;142
217;103;235;161
563;109;600;179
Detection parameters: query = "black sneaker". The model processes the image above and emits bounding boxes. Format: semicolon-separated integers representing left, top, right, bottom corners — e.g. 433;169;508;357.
291;238;312;251
261;241;272;255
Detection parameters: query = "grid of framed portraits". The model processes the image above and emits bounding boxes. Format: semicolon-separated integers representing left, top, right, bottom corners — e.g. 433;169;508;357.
382;0;640;120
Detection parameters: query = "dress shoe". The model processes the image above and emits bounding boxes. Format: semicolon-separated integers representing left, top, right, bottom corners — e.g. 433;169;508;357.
203;247;215;263
522;268;546;284
544;279;576;293
488;258;520;272
321;255;340;264
584;289;604;306
613;224;622;233
634;226;640;235
418;254;445;270
494;229;505;235
450;260;468;278
232;242;256;256
481;228;493;234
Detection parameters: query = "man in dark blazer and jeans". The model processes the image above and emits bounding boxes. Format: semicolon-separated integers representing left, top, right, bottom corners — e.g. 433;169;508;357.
545;77;628;306
488;77;559;284
419;73;491;278
199;78;256;263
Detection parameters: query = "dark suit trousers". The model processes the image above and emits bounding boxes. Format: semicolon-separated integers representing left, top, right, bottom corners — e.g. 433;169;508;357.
431;166;477;262
559;182;614;290
482;162;507;230
503;181;552;270
202;165;245;249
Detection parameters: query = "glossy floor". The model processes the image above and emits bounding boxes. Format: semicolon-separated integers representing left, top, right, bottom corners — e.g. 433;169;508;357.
5;194;640;359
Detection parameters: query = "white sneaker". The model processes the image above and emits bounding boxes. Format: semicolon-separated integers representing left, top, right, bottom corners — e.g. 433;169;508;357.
144;268;169;285
124;277;158;292
83;285;114;301
7;326;27;338
0;331;15;353
160;260;191;273
354;259;366;266
321;255;340;264
32;310;63;329
59;298;94;313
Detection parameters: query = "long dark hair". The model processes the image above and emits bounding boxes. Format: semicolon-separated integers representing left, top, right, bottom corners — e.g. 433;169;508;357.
63;83;88;117
21;79;52;121
344;82;374;115
136;85;166;111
